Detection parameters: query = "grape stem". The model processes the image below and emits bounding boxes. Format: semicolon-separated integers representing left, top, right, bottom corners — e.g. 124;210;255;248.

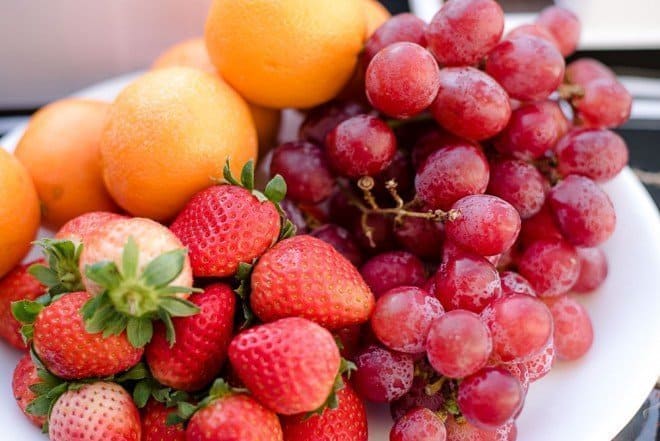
385;113;434;129
558;83;585;100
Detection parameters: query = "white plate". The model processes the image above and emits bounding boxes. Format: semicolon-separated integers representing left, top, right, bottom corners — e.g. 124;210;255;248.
1;73;660;441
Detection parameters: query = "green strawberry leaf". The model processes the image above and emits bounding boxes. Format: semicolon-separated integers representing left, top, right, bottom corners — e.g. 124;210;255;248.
279;219;297;240
167;401;198;426
126;317;153;348
159;297;200;317
31;239;84;296
158;308;177;346
11;300;43;325
28;265;58;287
85;261;121;289
240;160;255;191
121;236;139;279
264;174;287;203
133;380;152;408
141;249;186;288
26;394;52;417
222;159;241;186
115;362;150;382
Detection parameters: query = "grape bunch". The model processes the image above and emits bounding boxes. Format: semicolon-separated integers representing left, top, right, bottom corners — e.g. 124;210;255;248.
268;1;628;439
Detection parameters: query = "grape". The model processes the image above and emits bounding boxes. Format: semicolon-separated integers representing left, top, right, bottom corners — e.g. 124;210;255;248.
270;141;335;204
431;244;502;313
430;67;511;141
390;407;447;441
486;35;565;101
334;325;361;360
352;212;396;254
390;377;445;421
328;190;362;229
536;6;581;56
555;128;628;182
522;338;555;381
299;100;367;145
497;362;530;396
487;158;548;219
326;114;397;177
310;224;364;267
394;217;445;260
574;79;632;128
411;128;474;169
517;239;581;297
445;195;521;256
457;367;523;430
519;202;563;247
500;271;537;298
372;286;443;354
360;251;426;298
566;58;616;86
364;13;427;64
494;100;567;160
373;150;415;203
548;175;616;247
366;42;440;119
543;296;594;361
279;199;308;235
481;294;553;363
426;310;492;378
352;345;414;403
573;247;608;293
426;0;504;67
445;415;515;441
506;24;558;47
415;144;489;211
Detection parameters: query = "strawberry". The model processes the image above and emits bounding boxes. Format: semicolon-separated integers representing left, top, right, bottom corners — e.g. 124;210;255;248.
228;317;346;415
145;283;236;391
77;216;199;347
170;161;287;278
0;260;45;349
55;211;127;243
13;291;143;379
11;353;46;428
48;382;141;441
250;235;375;329
281;383;368;441
142;400;185;441
181;379;283;441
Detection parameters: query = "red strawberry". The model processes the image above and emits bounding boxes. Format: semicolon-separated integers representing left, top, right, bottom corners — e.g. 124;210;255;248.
29;291;143;379
0;260;45;349
281;383;368;441
55;211;127;243
12;353;46;428
250;235;375;329
142;400;185;441
49;382;141;441
145;283;236;391
228;317;342;415
186;381;283;441
170;185;281;277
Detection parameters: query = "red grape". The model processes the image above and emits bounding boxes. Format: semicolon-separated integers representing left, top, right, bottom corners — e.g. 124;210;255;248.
328;190;362;229
310;224;364;267
555;129;628;182
326;114;397;178
374;150;415;203
390;407;447;441
543;296;594;361
334;325;362;360
481;294;553;363
360;251;426;298
411;128;474;169
445;415;515;441
279;199;308;235
536;6;581;56
519;202;563;247
574;78;632;128
445;195;521;256
457;367;523;430
505;23;558;47
426;310;492;378
521;338;555;381
415;144;489;211
566;58;616;86
352;345;414;403
390;377;445;421
394;217;445;260
299;100;367;145
364;13;427;64
486;35;565;101
494;100;567;160
497;362;530;395
572;247;608;293
270;141;335;204
487;158;548;219
366;42;440;119
500;271;537;298
430;67;511;141
517;239;580;297
431;244;502;313
426;0;504;67
548;175;616;247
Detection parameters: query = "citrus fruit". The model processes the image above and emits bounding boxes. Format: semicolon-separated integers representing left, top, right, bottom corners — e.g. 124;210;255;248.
363;0;391;38
15;99;118;229
0;148;40;278
100;67;257;221
205;0;366;108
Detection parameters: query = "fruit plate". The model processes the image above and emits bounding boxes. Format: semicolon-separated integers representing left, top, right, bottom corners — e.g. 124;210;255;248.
1;73;660;441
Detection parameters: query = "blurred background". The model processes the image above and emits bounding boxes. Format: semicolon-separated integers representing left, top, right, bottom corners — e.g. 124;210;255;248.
0;0;658;440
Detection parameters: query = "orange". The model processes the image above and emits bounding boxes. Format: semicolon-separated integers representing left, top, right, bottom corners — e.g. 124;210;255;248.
0;148;40;278
15;99;118;229
152;38;281;151
362;0;391;38
205;0;366;109
100;67;257;221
